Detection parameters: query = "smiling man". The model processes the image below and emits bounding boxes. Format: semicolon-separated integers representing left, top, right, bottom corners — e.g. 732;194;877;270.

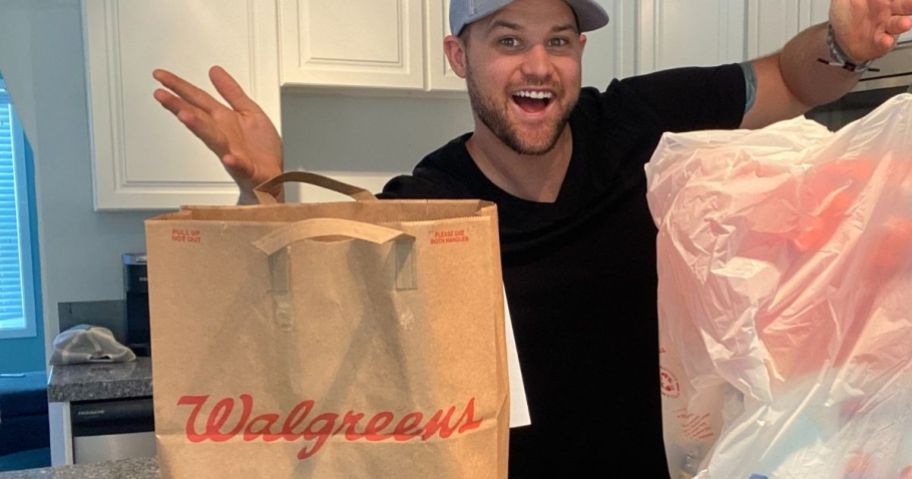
152;0;912;476
447;0;585;203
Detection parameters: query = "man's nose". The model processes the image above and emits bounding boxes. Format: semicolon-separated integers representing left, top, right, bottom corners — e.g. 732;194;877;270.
520;44;554;81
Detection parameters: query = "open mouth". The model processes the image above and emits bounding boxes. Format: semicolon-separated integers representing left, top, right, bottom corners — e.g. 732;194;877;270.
512;90;553;114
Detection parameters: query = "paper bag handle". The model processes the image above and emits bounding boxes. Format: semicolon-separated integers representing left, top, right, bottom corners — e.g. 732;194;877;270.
253;171;378;205
252;218;412;255
255;219;417;332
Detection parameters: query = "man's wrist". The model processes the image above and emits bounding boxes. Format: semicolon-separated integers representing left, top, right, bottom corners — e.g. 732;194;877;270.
819;22;876;73
237;190;259;205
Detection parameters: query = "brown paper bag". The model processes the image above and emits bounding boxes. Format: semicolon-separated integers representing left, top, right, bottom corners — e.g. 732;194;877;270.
146;172;509;478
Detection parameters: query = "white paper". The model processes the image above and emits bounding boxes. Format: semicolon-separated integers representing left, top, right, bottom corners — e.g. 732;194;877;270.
504;290;531;428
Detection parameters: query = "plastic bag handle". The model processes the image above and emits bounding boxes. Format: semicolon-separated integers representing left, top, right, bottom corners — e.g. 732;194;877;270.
252;218;411;255
253;171;378;204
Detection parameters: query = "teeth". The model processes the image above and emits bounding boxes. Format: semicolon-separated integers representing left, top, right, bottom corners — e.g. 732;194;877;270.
514;91;553;100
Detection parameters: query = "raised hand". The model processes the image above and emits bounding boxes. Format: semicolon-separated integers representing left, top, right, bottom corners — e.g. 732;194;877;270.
153;66;283;204
830;0;912;61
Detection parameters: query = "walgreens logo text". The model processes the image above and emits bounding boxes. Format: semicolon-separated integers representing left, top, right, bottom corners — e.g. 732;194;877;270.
176;394;482;459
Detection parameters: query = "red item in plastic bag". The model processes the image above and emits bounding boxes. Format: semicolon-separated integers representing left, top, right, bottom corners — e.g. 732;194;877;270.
645;94;912;479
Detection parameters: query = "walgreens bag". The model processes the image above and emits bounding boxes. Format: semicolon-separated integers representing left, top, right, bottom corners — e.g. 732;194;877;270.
645;94;912;479
146;172;509;478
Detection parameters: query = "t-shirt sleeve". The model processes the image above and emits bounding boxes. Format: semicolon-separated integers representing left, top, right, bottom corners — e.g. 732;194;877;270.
617;63;746;133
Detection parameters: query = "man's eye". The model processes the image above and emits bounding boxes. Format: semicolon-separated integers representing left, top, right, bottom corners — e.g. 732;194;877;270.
548;38;569;48
498;37;519;48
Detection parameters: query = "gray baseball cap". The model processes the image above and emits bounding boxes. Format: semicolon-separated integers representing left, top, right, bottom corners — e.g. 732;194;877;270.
49;324;137;365
450;0;609;36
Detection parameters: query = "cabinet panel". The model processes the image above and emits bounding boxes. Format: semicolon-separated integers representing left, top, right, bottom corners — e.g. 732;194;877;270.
279;0;425;89
798;0;829;30
83;0;280;210
581;0;637;85
797;2;912;47
746;0;799;58
425;0;465;91
638;0;747;74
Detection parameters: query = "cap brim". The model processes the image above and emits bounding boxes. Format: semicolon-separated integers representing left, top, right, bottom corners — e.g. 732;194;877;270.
567;0;610;32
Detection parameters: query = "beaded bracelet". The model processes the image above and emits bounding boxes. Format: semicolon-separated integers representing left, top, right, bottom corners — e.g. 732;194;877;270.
817;23;879;73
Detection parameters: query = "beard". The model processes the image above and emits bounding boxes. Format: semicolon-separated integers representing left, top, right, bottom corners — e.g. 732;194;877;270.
465;62;575;156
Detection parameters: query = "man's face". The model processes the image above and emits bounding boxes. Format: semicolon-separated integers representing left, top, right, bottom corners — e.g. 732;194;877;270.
460;0;586;155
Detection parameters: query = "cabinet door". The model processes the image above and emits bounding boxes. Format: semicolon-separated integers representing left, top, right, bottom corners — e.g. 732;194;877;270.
798;0;829;30
582;0;638;85
83;0;280;210
796;2;912;46
746;0;830;59
425;0;465;91
746;0;799;58
638;0;747;74
279;0;425;89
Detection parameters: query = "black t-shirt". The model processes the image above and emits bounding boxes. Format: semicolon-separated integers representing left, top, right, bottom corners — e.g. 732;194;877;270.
381;65;745;477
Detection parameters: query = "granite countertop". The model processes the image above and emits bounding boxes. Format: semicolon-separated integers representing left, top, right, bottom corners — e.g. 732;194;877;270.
47;357;152;402
0;457;158;479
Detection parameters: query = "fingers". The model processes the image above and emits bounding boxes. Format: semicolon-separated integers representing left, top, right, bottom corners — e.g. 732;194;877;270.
152;87;228;155
872;31;897;51
152;88;186;117
885;14;912;35
152;68;225;115
209;66;262;113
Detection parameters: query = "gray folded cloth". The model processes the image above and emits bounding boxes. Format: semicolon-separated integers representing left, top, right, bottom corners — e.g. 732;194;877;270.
49;324;136;365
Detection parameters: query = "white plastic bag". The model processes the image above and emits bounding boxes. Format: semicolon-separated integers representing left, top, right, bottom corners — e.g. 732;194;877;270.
645;94;912;479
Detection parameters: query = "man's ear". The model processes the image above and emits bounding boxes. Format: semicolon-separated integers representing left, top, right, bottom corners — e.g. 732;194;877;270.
444;34;468;78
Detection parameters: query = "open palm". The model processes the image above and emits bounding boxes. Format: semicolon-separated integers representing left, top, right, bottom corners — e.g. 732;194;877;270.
153;66;283;203
830;0;912;61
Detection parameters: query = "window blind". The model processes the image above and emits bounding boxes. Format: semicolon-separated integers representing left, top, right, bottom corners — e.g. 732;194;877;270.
0;82;26;331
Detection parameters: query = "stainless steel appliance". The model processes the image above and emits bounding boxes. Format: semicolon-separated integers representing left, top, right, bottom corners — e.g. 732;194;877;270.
806;38;912;130
71;397;155;464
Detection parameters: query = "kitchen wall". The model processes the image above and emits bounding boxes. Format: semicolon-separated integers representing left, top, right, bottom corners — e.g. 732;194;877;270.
0;0;158;368
281;91;472;195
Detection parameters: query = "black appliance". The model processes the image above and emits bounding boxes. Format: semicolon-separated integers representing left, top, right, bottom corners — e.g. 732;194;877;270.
123;253;150;357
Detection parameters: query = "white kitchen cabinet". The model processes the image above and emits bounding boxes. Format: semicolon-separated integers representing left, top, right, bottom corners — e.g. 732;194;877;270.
579;1;638;85
635;0;833;75
797;0;830;29
279;0;639;92
279;0;441;91
746;0;828;58
748;1;912;59
636;0;748;74
82;0;280;210
278;0;635;90
746;0;801;59
424;0;465;91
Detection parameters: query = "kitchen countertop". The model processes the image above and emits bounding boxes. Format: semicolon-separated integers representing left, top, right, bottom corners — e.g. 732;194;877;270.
0;457;158;479
46;358;152;402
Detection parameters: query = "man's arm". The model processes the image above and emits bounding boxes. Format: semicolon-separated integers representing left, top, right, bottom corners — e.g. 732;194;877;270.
742;0;912;129
152;66;284;204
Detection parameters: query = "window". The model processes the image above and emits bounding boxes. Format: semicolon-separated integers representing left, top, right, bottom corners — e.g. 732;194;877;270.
0;74;37;339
